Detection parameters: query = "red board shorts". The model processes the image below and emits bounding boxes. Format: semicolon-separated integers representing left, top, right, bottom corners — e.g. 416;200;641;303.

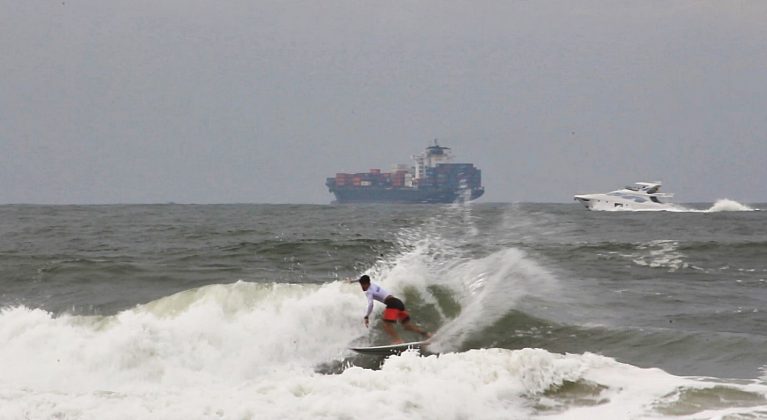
382;297;410;323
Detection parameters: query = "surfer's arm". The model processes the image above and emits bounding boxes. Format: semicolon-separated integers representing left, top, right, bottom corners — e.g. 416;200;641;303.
363;294;374;326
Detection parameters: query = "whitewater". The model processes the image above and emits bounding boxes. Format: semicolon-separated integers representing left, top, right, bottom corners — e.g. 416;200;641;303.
1;202;766;419
7;282;767;420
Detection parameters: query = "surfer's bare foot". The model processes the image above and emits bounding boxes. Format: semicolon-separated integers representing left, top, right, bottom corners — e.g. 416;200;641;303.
422;331;432;340
392;338;404;344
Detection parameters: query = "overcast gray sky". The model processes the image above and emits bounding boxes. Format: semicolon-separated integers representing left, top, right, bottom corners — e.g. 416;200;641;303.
2;1;765;204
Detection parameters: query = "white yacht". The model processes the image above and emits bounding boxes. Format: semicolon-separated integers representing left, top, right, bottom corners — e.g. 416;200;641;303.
574;182;675;211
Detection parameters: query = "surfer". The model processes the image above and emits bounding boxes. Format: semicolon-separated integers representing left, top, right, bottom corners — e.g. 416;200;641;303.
355;275;431;344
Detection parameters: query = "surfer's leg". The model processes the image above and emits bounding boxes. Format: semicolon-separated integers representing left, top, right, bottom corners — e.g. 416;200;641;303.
382;307;404;343
402;319;431;339
394;303;431;340
382;321;403;344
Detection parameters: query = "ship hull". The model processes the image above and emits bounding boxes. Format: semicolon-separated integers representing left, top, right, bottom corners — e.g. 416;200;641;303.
331;187;484;204
326;141;484;204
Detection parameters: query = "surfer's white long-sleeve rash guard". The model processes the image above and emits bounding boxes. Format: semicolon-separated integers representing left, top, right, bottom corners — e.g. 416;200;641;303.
364;283;391;318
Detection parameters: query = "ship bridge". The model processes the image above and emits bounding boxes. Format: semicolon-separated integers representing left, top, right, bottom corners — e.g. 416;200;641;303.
413;139;452;180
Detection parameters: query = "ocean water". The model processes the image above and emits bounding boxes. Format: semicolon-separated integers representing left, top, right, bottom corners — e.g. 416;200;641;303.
1;201;767;419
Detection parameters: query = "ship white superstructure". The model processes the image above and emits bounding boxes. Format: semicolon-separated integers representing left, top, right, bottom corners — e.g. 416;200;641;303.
413;140;452;180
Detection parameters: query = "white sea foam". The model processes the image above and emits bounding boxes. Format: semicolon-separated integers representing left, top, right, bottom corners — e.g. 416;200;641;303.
668;199;757;213
0;282;362;394
3;300;767;420
704;199;757;212
629;240;689;272
2;279;767;419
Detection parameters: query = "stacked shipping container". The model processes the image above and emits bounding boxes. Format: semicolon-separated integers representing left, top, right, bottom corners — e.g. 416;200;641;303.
325;143;484;203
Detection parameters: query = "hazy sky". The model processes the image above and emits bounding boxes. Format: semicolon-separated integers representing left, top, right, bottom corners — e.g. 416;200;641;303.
2;1;766;204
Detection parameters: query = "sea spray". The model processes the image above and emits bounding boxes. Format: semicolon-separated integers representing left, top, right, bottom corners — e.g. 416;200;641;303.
430;248;560;352
705;199;756;212
354;205;562;353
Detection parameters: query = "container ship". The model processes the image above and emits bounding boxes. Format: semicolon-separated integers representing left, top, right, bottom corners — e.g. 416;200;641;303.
325;141;484;204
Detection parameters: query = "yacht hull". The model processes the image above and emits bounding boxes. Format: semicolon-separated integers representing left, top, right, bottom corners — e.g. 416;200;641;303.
573;182;675;211
574;195;673;211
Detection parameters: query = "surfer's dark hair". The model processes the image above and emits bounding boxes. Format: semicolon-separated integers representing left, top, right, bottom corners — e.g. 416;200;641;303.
358;275;370;284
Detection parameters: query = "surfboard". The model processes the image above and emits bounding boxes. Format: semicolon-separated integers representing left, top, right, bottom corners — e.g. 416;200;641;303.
349;340;428;355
